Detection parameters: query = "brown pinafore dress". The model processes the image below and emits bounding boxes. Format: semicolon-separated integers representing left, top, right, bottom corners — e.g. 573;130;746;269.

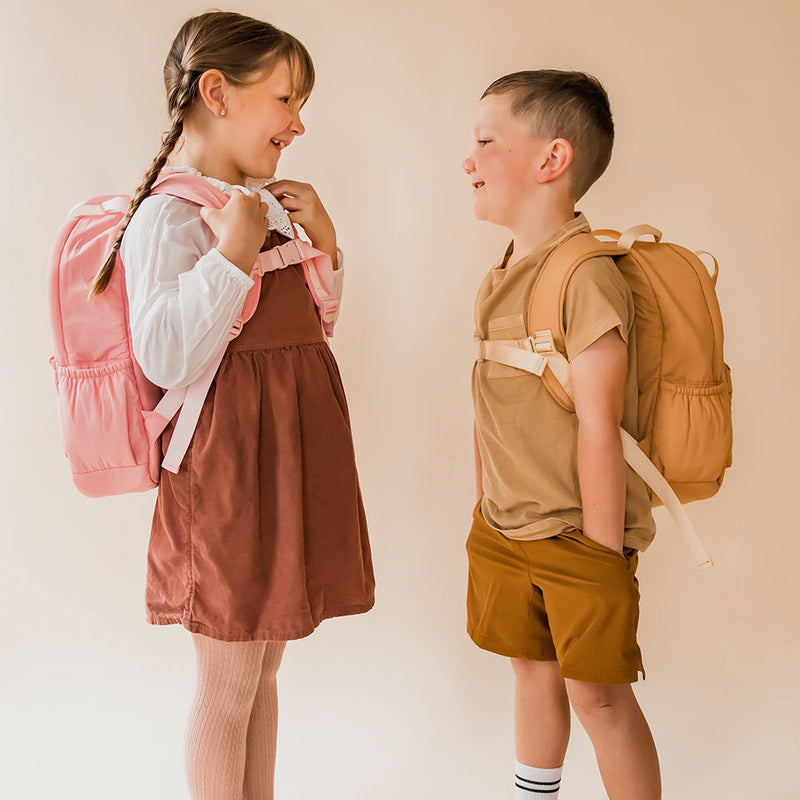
145;234;375;641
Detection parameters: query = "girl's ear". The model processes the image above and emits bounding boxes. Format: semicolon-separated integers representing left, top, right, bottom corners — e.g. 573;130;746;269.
536;138;573;185
197;69;227;118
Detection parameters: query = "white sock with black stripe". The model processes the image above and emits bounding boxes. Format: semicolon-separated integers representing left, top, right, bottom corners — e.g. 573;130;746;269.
514;761;562;798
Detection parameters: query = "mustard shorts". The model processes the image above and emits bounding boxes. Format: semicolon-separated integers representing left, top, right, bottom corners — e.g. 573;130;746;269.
466;501;644;684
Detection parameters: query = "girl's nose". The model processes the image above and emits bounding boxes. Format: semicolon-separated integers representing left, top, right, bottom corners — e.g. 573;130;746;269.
463;156;475;174
291;111;305;136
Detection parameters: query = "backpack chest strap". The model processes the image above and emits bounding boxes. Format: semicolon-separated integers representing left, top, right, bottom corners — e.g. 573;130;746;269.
241;238;339;335
474;332;574;405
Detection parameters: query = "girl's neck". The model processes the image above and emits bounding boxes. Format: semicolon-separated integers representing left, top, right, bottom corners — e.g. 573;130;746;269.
173;137;245;187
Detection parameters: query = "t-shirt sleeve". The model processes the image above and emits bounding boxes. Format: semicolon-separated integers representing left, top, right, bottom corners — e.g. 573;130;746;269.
563;256;634;361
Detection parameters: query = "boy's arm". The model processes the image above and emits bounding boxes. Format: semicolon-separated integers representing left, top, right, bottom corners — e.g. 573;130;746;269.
570;327;628;554
474;422;484;501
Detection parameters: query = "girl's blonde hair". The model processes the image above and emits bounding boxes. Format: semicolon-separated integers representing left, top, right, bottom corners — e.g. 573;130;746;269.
90;11;314;296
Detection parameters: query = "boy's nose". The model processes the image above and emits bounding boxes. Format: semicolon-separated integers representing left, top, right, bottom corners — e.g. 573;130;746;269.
291;112;306;136
463;156;475;174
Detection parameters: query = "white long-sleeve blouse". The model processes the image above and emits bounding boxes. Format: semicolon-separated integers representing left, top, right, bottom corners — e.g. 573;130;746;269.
120;167;344;390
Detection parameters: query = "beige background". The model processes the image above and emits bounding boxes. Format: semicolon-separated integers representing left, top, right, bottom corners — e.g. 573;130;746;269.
2;0;798;798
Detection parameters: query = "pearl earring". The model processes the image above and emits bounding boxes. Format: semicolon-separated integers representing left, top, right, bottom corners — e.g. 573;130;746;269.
220;108;226;117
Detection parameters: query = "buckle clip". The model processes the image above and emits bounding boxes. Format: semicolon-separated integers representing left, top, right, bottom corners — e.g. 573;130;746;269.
228;318;243;340
277;240;303;267
532;330;557;356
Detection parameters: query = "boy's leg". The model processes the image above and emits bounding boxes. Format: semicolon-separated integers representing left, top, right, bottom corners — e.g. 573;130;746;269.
511;658;570;768
511;658;568;798
565;679;660;800
525;531;655;798
465;505;568;797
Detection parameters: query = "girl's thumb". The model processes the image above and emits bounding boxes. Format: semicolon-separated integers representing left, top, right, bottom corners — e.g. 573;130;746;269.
199;206;220;232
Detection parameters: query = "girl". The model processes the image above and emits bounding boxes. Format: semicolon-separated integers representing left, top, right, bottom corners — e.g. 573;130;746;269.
96;11;375;799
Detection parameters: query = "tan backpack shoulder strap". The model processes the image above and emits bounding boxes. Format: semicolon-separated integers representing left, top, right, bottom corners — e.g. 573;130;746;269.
529;232;625;353
527;232;624;412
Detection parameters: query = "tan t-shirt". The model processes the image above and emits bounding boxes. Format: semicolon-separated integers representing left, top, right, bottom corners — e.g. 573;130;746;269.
472;213;656;551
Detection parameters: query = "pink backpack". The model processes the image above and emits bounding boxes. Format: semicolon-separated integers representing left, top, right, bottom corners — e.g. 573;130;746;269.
48;172;339;498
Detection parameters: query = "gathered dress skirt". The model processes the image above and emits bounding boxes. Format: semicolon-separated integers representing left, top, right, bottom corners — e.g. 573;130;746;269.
144;254;375;641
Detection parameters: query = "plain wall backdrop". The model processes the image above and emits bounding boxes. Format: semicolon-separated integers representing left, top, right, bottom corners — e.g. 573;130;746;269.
2;1;798;798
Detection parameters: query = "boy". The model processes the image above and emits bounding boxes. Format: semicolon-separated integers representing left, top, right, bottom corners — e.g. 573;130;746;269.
464;71;661;799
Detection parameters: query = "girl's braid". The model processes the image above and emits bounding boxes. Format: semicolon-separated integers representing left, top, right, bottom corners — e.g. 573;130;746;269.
89;70;199;297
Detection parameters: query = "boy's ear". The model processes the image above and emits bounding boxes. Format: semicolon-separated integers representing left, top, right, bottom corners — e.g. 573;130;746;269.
536;138;573;185
197;69;228;117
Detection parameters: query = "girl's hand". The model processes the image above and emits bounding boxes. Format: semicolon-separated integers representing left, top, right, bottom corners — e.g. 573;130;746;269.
268;180;338;268
200;189;271;274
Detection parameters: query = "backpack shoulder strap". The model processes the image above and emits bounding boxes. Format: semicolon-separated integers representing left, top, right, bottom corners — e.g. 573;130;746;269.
528;232;625;356
149;172;230;209
527;232;625;411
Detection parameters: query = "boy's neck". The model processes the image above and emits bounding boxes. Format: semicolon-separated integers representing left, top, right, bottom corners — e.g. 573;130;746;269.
507;199;576;268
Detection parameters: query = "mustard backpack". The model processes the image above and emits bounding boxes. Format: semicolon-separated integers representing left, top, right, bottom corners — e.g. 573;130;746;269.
474;225;733;568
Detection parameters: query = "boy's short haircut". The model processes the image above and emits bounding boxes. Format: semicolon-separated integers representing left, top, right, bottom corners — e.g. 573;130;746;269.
481;70;614;201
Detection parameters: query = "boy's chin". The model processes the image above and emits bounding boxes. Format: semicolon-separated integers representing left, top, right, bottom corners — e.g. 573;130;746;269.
472;203;490;222
472;198;508;226
473;207;501;225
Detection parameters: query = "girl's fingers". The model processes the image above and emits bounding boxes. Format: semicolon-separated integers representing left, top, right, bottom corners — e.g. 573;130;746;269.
286;211;305;227
271;190;301;203
199;206;215;228
278;197;304;212
267;179;306;195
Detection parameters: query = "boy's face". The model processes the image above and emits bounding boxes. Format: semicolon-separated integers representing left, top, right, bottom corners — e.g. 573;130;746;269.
463;93;549;227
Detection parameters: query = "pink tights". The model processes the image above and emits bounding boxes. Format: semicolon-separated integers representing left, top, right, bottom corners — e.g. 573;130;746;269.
185;634;286;800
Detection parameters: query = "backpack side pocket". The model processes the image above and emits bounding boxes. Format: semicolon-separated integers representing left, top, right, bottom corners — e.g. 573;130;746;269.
649;365;733;504
54;357;156;497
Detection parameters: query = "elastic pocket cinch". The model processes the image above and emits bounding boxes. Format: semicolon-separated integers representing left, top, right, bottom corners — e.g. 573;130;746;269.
650;373;733;495
55;358;147;474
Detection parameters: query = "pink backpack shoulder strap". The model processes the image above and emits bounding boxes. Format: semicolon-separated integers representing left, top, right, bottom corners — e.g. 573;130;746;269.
150;172;230;209
152;171;339;335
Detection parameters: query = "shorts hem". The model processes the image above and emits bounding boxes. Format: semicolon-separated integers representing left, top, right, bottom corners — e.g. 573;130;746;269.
147;596;375;642
559;660;643;685
467;628;554;661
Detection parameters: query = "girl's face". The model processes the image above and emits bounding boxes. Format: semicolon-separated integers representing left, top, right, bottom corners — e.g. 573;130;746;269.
223;58;307;181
